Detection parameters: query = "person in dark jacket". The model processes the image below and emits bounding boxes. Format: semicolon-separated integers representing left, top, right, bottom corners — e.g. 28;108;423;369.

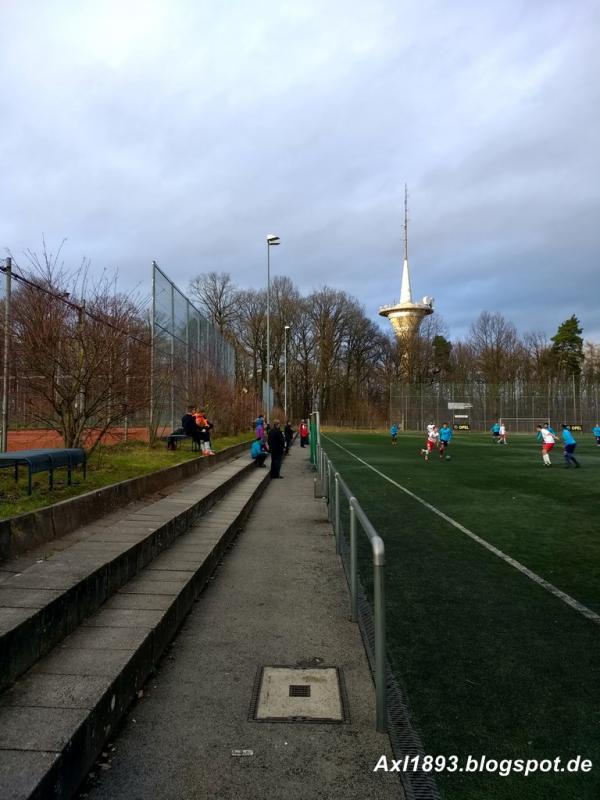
181;406;201;448
267;420;285;478
284;420;294;454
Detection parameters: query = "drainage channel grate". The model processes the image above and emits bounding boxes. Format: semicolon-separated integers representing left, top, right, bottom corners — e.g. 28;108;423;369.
289;684;311;698
249;666;350;724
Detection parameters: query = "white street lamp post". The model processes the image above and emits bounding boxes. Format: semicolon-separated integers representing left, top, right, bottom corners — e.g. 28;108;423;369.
284;324;290;418
266;234;280;422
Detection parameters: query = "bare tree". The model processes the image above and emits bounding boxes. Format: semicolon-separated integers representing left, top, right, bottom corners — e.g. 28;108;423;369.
189;272;239;334
9;244;149;451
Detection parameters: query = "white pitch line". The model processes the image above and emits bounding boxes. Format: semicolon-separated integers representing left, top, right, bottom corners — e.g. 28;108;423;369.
323;434;600;626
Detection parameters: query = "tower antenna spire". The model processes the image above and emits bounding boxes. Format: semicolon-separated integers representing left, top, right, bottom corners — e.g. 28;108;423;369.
404;183;408;264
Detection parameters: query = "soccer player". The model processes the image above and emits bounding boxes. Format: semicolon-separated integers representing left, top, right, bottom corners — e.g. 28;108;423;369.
390;423;399;446
560;424;580;468
498;422;507;445
491;421;501;442
438;423;453;458
421;425;439;461
592;423;600;446
536;424;557;467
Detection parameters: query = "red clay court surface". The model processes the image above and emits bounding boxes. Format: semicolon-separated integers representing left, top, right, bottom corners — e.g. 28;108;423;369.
5;427;159;451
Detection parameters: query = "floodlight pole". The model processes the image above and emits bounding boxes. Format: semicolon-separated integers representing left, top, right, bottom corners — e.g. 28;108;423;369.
266;235;280;422
1;258;12;452
284;324;290;418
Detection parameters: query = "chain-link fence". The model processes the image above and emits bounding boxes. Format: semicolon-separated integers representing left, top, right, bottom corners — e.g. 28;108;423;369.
150;262;235;432
0;259;255;450
389;380;600;432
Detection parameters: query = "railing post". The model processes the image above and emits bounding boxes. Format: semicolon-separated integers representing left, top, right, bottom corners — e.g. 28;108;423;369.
334;474;340;554
373;540;386;733
349;500;358;622
326;461;332;519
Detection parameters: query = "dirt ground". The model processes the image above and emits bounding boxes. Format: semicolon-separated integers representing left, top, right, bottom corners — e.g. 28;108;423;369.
5;427;160;451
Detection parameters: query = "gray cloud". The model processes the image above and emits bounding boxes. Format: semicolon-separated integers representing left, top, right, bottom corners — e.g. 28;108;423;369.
2;0;599;342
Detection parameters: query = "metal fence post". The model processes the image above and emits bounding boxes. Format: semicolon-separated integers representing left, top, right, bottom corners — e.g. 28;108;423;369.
1;257;12;452
124;326;130;443
334;474;340;554
349;501;358;622
373;537;387;733
170;283;175;431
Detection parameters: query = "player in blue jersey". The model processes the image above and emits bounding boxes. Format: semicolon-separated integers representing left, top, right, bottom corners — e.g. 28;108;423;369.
560;424;580;468
390;423;399;446
438;423;453;459
592;424;600;446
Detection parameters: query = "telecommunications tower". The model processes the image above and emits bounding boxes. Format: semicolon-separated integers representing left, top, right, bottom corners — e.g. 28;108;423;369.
379;185;434;337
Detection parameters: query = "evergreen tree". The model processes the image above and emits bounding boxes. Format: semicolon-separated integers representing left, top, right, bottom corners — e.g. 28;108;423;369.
432;334;452;374
550;315;584;376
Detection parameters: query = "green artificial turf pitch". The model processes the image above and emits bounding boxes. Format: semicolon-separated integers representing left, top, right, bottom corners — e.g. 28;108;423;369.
322;430;600;800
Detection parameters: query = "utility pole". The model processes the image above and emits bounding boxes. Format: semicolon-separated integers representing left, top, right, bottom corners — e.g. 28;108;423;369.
1;258;12;452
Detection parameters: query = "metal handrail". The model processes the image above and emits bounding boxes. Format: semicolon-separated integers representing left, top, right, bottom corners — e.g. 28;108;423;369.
310;414;387;733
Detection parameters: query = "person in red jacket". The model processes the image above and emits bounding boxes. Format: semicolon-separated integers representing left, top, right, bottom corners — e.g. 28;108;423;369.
299;419;309;448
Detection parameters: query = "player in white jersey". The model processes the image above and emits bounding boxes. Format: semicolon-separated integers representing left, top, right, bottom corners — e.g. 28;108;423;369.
498;423;507;445
536;424;557;466
421;426;439;462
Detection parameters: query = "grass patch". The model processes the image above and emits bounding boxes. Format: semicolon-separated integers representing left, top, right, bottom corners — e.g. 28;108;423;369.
0;433;252;519
324;431;600;800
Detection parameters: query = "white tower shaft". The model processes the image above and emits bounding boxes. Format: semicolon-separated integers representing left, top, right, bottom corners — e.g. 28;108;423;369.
400;259;412;303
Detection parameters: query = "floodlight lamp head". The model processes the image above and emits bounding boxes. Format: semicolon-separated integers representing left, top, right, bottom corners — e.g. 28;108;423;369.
266;234;280;245
285;324;290;330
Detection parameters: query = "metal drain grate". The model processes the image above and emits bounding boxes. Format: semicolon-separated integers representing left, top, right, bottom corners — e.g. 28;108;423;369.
289;684;311;697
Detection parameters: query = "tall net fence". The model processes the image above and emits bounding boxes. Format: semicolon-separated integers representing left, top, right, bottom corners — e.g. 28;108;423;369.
0;259;251;450
151;263;235;431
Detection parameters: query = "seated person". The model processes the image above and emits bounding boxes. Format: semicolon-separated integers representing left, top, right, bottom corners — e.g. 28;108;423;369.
250;437;268;467
181;406;201;447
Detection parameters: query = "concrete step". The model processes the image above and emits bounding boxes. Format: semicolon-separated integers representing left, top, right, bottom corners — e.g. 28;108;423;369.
0;457;256;694
0;465;270;800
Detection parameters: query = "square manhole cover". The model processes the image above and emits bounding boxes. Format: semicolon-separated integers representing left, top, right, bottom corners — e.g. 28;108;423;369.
249;666;349;723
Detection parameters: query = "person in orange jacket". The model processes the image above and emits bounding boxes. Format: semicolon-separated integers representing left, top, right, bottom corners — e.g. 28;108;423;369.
195;408;214;455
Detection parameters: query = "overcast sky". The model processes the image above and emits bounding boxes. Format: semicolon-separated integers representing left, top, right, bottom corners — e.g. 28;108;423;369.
2;0;599;342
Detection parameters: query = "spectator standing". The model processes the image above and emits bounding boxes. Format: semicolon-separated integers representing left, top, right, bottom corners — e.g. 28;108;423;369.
267;420;286;478
284;421;294;454
195;409;214;456
255;415;265;440
199;408;214;452
299;419;309;448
